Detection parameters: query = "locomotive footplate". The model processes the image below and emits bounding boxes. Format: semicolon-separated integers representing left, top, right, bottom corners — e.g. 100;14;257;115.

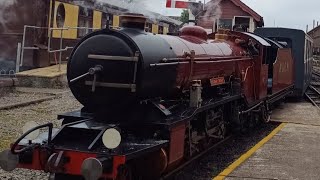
0;119;168;179
52;120;168;157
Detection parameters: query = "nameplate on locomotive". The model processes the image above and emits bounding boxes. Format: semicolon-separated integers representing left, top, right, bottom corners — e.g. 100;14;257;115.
210;77;225;86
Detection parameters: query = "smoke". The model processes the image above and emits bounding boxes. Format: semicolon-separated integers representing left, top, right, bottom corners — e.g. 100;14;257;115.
0;0;17;72
203;0;222;21
0;0;17;33
0;0;16;7
95;0;158;22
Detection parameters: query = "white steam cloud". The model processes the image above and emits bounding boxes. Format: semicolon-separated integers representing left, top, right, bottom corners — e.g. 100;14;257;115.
203;0;222;21
0;0;17;71
96;0;158;22
0;0;17;33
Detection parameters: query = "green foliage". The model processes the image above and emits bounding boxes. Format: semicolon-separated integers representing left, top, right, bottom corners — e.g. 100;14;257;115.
180;9;189;23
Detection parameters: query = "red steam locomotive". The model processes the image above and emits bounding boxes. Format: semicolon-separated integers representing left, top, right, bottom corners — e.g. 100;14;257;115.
0;14;311;180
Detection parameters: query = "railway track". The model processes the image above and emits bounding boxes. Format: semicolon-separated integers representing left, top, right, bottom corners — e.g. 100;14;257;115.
313;71;320;80
305;85;320;110
161;135;232;180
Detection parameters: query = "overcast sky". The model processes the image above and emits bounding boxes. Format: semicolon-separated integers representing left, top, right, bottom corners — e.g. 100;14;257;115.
143;0;319;31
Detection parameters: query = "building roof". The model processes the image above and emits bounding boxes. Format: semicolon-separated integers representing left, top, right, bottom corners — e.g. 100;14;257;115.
308;25;320;35
98;0;183;26
230;0;264;26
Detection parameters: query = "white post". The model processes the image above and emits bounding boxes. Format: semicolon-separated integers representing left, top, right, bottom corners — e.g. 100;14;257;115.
20;25;27;66
16;43;22;73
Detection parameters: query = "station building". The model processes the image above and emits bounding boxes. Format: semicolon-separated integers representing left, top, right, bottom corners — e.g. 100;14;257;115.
197;0;264;33
307;26;320;55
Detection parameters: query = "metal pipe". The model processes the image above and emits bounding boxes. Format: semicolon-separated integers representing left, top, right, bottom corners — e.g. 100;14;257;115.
23;47;39;50
20;25;27;66
88;54;139;62
194;58;252;64
162;56;245;62
58;29;63;71
48;47;73;53
239;101;263;115
11;123;53;154
24;25;48;29
150;62;189;67
70;72;90;83
48;29;52;53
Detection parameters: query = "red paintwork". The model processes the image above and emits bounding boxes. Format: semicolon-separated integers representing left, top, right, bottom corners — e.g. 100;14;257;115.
162;26;261;105
17;148;45;171
166;0;189;8
259;64;268;98
161;26;294;106
17;148;126;179
180;26;208;41
168;122;186;167
272;48;295;93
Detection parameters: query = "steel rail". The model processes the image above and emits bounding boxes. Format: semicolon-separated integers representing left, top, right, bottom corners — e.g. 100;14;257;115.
305;85;320;110
161;135;232;180
313;71;320;78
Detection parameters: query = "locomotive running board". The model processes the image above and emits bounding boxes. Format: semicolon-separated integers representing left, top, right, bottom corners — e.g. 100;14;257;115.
51;119;169;160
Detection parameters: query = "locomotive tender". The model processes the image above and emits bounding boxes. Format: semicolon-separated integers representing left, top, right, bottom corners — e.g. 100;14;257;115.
0;14;312;180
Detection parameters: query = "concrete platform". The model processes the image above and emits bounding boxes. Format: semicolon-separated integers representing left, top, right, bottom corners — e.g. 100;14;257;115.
214;102;320;180
16;64;67;88
224;123;320;180
272;102;320;126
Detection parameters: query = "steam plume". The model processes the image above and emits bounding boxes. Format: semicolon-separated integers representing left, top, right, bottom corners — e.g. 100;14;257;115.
95;0;158;22
0;0;17;33
203;0;222;21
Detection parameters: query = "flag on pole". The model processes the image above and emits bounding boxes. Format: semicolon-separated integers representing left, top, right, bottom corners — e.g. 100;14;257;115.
166;0;189;9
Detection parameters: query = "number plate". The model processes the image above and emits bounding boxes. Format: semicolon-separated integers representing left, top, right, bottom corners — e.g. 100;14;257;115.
210;77;225;86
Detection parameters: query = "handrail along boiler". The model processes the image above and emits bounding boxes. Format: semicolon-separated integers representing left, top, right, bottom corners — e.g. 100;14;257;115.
0;14;297;180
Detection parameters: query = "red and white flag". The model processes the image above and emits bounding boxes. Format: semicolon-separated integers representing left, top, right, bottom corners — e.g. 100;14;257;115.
166;0;189;9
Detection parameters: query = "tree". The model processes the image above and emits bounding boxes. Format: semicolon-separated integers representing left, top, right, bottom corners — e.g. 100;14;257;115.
180;9;189;23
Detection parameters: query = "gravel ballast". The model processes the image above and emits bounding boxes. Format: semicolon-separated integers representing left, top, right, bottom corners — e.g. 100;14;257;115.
0;91;81;180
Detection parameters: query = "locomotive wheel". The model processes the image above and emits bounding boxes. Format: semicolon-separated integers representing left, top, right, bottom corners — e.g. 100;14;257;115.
218;122;227;138
260;105;271;123
229;105;244;134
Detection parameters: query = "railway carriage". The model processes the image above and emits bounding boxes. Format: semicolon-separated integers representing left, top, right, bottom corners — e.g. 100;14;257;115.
255;28;313;96
0;14;313;180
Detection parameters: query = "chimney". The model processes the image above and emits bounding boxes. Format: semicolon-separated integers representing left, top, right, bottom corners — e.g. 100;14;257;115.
317;21;319;27
313;20;315;28
119;13;147;30
306;25;309;32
